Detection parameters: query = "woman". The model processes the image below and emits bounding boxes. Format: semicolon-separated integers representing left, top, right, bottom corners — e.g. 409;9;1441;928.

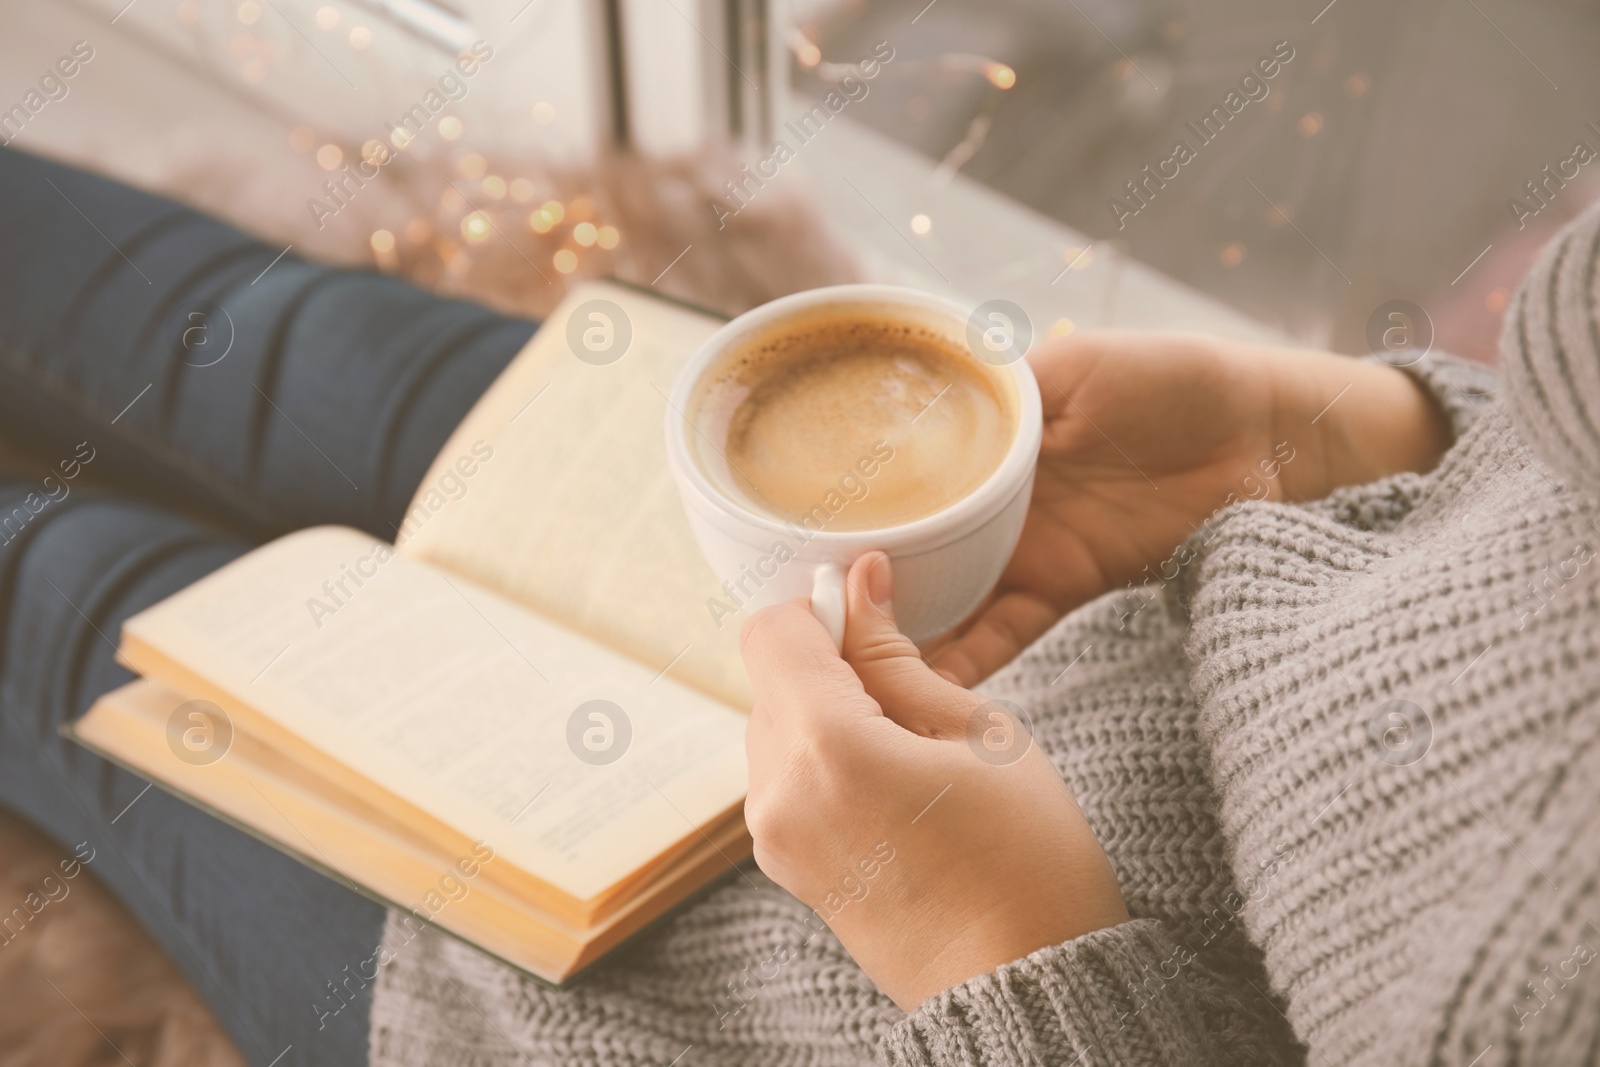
2;141;1595;1065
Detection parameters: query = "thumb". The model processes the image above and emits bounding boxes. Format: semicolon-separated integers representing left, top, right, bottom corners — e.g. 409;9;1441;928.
842;552;977;738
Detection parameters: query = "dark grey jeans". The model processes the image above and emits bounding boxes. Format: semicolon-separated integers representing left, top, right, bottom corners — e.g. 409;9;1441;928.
0;144;536;1066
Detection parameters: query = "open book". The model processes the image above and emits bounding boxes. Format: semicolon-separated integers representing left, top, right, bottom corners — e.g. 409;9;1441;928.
69;282;759;985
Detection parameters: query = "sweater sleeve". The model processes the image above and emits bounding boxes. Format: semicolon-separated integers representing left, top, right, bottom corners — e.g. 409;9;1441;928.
876;919;1301;1067
1376;351;1498;443
1499;196;1600;492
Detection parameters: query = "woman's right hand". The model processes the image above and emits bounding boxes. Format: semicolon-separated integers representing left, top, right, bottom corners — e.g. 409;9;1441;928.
740;553;1130;1012
929;331;1454;686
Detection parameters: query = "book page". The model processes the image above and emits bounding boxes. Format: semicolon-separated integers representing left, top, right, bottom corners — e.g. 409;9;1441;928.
74;679;752;983
120;526;747;904
396;282;752;709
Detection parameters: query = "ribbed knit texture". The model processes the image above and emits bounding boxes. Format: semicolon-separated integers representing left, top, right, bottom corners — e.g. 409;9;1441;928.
1502;199;1600;492
368;206;1600;1066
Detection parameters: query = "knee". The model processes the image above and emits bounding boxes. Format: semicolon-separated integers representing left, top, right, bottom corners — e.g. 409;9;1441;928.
0;485;246;722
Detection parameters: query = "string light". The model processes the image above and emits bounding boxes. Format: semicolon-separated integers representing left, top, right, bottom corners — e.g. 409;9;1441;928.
983;62;1016;90
789;30;822;68
461;211;491;243
234;123;624;310
166;0;621;314
799;46;1019;176
370;230;397;273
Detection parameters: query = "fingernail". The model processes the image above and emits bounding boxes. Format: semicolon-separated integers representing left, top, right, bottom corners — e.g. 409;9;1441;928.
866;552;893;611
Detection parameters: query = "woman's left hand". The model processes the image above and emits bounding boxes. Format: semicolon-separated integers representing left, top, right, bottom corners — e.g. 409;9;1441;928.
739;552;1129;1011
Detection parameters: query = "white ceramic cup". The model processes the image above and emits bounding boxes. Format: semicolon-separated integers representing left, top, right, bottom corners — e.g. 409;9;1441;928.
664;284;1042;648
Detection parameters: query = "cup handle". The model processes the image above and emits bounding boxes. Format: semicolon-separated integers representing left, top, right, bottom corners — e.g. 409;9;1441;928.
810;563;847;652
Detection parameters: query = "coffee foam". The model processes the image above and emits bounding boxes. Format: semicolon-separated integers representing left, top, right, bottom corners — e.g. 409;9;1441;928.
691;308;1015;532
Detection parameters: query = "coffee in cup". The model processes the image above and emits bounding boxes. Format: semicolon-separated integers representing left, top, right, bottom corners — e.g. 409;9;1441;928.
687;305;1019;532
665;285;1042;648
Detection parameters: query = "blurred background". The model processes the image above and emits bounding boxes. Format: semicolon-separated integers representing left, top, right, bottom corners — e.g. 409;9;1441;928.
3;0;1598;1060
7;0;1597;363
807;0;1600;358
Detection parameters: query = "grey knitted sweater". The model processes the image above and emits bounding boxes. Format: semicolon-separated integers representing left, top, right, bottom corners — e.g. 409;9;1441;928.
366;206;1600;1066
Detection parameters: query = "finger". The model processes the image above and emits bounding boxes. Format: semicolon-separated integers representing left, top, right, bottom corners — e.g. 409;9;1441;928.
740;600;880;734
1025;332;1102;414
841;552;976;738
927;591;1061;688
